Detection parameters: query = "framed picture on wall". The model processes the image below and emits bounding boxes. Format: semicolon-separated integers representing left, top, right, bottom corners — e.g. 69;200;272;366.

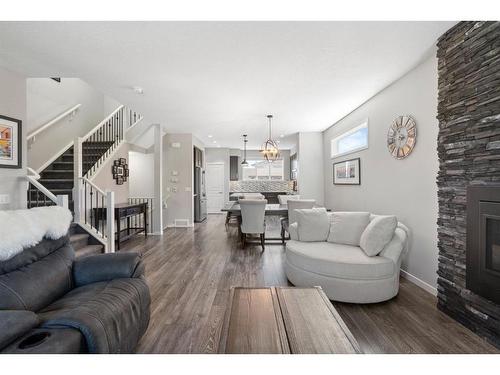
0;115;22;169
333;158;361;185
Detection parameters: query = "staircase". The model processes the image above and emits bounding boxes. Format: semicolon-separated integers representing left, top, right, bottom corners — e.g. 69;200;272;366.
29;141;114;211
69;223;104;258
26;105;144;256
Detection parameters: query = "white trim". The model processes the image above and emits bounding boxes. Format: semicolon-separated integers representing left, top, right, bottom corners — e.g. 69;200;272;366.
36;141;74;173
27;104;81;142
87;140;126;181
400;269;437;296
330;119;369;159
81;105;124;141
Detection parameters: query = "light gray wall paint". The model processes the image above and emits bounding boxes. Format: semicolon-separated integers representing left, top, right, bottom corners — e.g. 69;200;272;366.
297;132;324;205
322;53;439;288
91;143;130;204
129;151;154;198
27;78;118;171
163;133;194;226
0;66;27;210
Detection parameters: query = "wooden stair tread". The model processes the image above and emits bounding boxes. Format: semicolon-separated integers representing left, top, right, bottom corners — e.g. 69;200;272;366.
75;244;104;258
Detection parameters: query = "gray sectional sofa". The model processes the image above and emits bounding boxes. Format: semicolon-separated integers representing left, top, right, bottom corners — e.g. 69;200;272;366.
0;207;150;354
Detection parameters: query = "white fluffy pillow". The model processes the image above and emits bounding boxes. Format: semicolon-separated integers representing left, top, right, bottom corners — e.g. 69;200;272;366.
295;208;330;242
327;212;370;246
360;215;397;256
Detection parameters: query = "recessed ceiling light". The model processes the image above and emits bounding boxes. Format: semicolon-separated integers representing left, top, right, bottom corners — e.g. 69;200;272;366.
132;86;144;94
280;134;285;138
217;145;221;148
213;140;217;144
208;135;213;138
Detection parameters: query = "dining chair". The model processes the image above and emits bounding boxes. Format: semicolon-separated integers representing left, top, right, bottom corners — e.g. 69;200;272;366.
239;199;268;251
281;199;316;243
278;194;301;205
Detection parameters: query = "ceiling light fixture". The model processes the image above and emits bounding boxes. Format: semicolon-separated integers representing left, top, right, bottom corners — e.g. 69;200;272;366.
208;135;213;138
241;135;249;166
260;115;280;163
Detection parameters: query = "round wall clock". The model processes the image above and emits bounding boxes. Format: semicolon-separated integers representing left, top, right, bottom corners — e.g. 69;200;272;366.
387;115;417;159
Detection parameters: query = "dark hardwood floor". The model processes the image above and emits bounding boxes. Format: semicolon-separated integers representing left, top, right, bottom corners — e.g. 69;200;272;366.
120;215;499;354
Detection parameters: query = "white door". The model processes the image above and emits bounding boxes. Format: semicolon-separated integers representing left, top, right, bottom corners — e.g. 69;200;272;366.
206;162;225;213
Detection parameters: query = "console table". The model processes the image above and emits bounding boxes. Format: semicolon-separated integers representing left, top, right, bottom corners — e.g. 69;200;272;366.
218;286;361;354
93;202;148;250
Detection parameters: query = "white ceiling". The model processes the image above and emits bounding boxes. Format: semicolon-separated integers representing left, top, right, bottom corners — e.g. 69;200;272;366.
0;21;453;149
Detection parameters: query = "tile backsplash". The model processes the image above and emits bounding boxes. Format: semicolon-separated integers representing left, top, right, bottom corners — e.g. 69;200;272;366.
230;180;294;193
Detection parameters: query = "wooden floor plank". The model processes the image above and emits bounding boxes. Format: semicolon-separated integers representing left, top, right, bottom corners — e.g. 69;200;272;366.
119;215;499;354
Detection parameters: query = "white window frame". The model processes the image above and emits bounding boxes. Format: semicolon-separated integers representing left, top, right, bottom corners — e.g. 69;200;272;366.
242;159;284;181
330;119;369;159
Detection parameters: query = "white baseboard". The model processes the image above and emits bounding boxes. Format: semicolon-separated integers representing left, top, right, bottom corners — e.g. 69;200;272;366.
400;269;437;296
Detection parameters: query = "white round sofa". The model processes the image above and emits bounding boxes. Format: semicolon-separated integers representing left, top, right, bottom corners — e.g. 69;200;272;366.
285;211;409;304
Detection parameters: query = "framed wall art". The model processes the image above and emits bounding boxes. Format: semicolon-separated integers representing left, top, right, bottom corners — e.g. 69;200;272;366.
0;115;22;169
112;157;129;185
333;158;360;185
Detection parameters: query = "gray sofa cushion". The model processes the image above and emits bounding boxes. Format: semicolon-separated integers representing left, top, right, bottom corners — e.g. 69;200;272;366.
295;208;330;242
0;236;74;311
327;212;370;246
286;240;395;280
360;215;398;256
0;310;40;349
39;277;150;353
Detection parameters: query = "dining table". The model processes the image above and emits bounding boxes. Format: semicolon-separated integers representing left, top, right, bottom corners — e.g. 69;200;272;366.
221;201;289;217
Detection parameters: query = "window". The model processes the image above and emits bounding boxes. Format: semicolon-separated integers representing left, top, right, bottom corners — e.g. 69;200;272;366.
330;120;369;158
242;159;284;181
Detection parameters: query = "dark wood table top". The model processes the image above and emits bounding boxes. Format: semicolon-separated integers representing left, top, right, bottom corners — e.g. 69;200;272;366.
219;286;361;354
221;202;288;215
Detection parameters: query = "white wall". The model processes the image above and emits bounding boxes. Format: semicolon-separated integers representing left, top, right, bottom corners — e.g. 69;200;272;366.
91;143;131;205
322;53;439;289
298;132;324;205
129;151;154;198
0;66;27;210
163;133;194;227
27;78;119;171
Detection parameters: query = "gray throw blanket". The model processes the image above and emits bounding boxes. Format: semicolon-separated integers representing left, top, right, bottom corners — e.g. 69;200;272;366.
40;278;150;353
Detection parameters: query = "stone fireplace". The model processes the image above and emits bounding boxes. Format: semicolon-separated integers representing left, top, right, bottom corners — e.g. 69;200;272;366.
437;21;500;348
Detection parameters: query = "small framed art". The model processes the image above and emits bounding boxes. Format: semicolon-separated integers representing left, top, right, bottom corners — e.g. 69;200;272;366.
333;158;360;185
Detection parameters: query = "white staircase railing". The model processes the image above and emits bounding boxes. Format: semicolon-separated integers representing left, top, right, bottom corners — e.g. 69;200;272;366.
26;167;69;209
27;104;81;148
74;177;115;253
72;105;143;252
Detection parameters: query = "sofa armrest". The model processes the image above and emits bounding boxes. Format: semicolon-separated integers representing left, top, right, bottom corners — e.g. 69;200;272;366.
73;252;145;287
379;227;407;265
288;222;299;241
0;310;40;350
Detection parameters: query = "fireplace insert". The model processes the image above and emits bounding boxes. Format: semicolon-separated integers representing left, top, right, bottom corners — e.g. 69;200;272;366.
467;185;500;304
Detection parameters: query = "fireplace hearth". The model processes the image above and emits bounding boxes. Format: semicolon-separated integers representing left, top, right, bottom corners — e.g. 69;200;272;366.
467;186;500;304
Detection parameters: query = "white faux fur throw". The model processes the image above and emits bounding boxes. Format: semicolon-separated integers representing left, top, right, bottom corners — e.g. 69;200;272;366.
0;206;73;262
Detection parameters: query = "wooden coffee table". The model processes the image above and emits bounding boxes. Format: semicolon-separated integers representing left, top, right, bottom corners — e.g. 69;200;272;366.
218;286;361;354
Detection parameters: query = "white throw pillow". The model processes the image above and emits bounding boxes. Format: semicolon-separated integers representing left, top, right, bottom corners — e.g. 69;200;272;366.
360;215;398;256
327;212;370;246
295;208;330;242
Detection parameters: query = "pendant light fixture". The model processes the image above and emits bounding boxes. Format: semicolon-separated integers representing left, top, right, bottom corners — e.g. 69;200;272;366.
260;114;280;162
241;134;249;166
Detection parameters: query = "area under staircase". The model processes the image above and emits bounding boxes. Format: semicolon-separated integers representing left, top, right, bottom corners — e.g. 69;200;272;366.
26;105;143;257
